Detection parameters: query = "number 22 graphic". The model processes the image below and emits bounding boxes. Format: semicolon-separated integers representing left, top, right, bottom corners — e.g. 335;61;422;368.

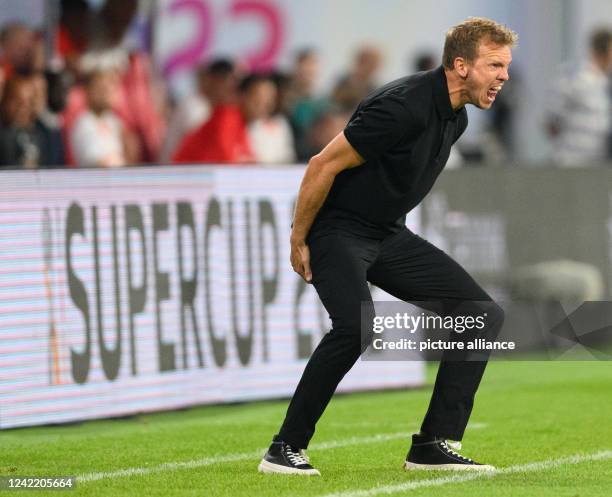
163;0;284;78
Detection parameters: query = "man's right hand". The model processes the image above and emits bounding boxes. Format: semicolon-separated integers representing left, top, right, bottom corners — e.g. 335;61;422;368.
290;238;312;283
288;132;363;284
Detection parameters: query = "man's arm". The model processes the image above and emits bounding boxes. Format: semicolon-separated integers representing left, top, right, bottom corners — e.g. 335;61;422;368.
290;132;364;282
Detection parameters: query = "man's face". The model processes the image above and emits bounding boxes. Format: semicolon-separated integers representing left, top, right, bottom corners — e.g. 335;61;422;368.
87;72;118;114
241;80;277;122
2;26;35;73
295;54;319;91
464;40;512;109
204;73;238;106
3;80;35;128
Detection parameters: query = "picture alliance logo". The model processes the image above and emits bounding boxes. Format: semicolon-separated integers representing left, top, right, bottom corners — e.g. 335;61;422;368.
41;198;323;385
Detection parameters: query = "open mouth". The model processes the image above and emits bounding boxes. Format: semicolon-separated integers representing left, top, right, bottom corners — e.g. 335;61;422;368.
486;85;502;103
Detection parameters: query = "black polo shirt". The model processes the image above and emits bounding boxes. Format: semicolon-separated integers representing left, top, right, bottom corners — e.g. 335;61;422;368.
313;65;467;237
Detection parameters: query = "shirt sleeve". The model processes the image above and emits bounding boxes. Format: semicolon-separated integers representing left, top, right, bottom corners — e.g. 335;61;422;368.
343;95;412;162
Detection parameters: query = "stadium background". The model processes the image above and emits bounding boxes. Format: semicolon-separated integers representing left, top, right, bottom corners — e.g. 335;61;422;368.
0;1;611;496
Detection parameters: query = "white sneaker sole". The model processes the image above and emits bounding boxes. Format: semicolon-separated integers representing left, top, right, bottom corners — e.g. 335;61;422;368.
258;459;321;476
404;461;495;471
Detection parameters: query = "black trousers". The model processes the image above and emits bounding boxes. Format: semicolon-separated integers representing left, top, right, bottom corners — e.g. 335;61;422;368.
278;226;505;449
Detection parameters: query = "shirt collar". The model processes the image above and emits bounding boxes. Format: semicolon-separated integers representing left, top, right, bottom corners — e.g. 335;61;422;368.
430;65;456;120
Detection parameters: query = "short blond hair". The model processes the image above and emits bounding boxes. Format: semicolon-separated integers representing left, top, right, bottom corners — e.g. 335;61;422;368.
443;17;518;69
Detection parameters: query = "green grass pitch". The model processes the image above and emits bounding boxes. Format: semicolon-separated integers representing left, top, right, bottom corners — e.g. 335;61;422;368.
1;361;611;496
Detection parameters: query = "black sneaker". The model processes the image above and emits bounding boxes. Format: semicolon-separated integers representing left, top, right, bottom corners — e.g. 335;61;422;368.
258;436;321;475
404;433;495;471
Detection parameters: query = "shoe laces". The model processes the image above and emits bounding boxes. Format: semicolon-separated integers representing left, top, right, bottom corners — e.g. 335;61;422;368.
447;441;462;451
441;440;472;462
299;449;310;463
285;445;309;466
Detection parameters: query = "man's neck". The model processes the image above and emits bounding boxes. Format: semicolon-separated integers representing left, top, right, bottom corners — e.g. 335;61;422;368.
444;68;470;111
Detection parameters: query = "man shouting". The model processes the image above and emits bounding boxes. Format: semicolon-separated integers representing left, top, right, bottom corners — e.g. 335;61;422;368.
259;17;517;475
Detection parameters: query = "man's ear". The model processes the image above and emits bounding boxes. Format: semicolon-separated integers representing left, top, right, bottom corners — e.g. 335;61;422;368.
453;57;468;79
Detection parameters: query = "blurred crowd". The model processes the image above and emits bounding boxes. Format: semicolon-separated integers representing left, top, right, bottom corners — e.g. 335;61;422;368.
545;28;612;167
0;0;383;170
0;0;610;170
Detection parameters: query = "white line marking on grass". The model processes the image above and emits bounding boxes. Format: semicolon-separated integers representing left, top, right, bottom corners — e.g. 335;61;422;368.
78;424;486;483
77;432;408;482
319;450;612;497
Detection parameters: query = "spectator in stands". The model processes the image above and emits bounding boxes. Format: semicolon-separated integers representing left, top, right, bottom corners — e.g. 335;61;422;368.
302;107;350;160
332;45;383;112
0;66;5;102
414;52;436;72
249;74;296;164
57;0;91;76
84;0;138;58
63;0;166;164
546;27;612;166
286;49;329;160
270;70;292;117
0;23;37;76
162;58;238;162
0;75;64;168
71;69;126;168
173;74;280;164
